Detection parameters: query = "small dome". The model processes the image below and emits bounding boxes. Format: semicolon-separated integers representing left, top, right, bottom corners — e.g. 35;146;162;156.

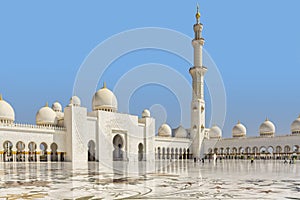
291;115;300;134
174;125;188;138
52;101;62;112
158;123;172;137
0;95;15;123
142;109;150;118
260;118;275;136
209;125;222;139
70;96;81;107
55;112;64;127
36;103;56;126
232;121;246;138
92;83;117;112
55;112;64;120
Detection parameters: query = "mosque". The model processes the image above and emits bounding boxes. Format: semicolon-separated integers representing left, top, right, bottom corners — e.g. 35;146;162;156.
0;7;300;164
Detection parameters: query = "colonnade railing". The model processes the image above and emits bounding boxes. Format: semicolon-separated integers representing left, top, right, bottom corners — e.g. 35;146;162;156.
0;151;66;162
205;152;300;160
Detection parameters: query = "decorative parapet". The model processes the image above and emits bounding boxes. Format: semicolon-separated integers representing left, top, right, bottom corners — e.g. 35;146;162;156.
0;122;66;132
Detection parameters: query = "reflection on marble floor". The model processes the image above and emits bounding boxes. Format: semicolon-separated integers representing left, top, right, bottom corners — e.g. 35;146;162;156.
0;160;299;199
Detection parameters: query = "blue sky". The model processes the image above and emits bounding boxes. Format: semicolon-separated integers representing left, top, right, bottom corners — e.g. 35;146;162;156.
0;1;299;137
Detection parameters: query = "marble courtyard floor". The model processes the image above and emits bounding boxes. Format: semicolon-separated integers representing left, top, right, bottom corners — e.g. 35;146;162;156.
0;160;299;199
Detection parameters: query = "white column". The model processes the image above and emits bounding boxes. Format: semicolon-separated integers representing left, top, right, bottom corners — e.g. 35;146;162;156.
12;148;17;162
36;148;41;162
57;152;61;162
24;147;29;162
47;151;51;162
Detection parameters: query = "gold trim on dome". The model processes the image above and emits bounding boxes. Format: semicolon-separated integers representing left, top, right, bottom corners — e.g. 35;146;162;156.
265;117;269;121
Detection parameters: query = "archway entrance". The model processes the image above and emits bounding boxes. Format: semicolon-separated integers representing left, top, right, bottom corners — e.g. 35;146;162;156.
28;142;37;162
16;141;25;162
40;143;48;162
88;140;96;161
50;143;58;161
138;143;143;161
113;134;124;161
3;141;13;162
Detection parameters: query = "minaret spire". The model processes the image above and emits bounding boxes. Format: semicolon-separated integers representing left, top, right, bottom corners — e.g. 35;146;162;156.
196;4;200;24
190;5;207;160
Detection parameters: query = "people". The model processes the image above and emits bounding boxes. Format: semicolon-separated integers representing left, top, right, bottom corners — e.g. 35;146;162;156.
251;157;254;163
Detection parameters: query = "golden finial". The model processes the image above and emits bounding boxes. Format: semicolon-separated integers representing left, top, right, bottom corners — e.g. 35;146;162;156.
103;82;107;88
298;114;300;118
265;117;269;121
238;120;240;124
45;102;48;107
195;3;200;23
0;94;2;101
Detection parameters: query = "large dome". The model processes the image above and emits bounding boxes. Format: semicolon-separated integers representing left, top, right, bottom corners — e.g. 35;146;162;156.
260;118;275;136
92;83;117;112
36;103;57;126
174;125;188;138
232;121;246;138
0;95;15;123
209;125;222;139
291;115;300;134
158;123;172;137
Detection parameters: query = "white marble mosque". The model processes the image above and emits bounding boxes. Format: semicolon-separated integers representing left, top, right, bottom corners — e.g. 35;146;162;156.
1;6;300;168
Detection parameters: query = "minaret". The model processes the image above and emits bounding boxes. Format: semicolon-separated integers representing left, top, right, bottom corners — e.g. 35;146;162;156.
189;5;207;159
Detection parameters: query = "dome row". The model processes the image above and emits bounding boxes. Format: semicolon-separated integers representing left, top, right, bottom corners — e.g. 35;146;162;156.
157;123;188;138
231;117;300;137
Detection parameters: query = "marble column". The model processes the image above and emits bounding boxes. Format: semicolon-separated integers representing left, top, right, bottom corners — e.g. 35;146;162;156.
24;147;29;162
57;152;61;162
47;151;51;162
36;148;41;162
12;148;17;162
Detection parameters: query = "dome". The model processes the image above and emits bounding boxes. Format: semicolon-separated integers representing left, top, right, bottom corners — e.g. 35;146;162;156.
52;101;62;112
55;112;64;127
55;111;64;121
232;121;247;138
70;96;81;107
259;118;275;136
174;125;188;138
36;103;56;126
158;123;172;137
0;95;15;123
209;125;222;139
142;109;150;118
291;115;300;134
92;83;117;112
